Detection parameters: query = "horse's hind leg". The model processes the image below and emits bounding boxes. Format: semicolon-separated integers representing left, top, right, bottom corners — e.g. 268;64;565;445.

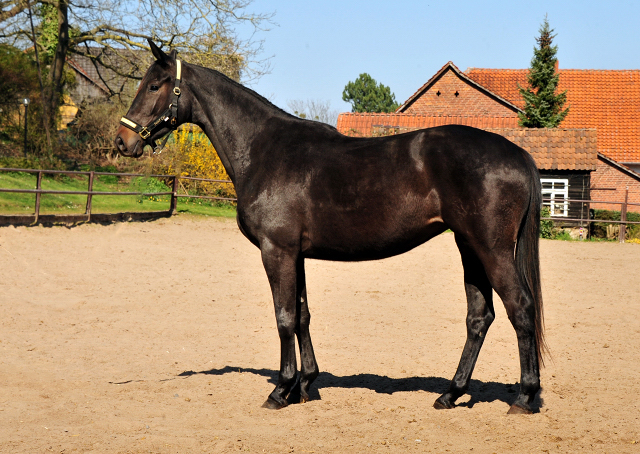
291;258;319;403
483;254;541;414
435;234;495;409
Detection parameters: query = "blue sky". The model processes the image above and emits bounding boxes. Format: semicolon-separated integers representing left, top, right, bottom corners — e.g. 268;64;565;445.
238;0;640;115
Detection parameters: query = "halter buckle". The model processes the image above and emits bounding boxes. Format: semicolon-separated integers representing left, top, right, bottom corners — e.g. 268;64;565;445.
173;87;181;96
139;127;151;139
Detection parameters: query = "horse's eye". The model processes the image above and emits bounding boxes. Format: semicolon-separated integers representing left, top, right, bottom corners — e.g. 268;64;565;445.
149;85;159;93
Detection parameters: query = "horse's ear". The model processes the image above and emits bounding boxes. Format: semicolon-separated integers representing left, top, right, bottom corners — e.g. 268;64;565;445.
168;49;178;60
148;39;168;64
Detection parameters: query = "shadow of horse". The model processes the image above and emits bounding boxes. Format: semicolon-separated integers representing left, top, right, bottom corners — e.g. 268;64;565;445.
176;366;543;411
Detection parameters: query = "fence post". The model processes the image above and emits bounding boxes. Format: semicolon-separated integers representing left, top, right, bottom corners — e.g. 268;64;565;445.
169;175;178;215
586;200;591;239
85;171;94;221
34;170;42;224
619;187;629;243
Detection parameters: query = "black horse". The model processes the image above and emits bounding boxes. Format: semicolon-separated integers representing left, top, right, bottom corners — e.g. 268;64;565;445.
115;41;546;414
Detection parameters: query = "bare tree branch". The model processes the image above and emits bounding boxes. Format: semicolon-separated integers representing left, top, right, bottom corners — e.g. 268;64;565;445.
3;0;274;83
0;0;29;22
287;99;340;127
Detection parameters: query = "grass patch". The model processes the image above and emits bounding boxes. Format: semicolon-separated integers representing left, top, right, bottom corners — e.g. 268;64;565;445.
0;170;236;218
176;200;237;218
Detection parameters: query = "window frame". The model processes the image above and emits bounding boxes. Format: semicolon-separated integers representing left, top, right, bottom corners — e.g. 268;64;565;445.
541;178;569;217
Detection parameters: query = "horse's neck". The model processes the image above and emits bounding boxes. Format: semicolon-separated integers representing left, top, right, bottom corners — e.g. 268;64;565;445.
186;65;285;186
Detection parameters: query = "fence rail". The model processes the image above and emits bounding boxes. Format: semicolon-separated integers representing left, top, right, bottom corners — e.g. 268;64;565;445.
0;167;235;226
542;187;640;242
0;167;638;242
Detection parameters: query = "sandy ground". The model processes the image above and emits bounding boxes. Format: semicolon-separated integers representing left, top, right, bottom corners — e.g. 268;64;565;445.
1;216;639;454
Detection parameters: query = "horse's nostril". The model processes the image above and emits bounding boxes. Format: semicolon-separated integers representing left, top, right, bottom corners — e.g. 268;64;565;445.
115;136;126;153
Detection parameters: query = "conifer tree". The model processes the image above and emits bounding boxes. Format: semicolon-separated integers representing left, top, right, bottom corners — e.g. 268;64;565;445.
518;16;569;128
342;73;399;113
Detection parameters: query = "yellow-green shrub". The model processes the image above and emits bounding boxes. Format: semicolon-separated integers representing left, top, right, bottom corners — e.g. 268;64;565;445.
153;126;235;199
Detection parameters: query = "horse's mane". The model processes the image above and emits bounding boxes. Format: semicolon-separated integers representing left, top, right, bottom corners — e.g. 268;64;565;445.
188;62;338;132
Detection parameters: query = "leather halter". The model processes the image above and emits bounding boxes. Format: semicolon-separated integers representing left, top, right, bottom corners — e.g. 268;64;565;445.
120;59;182;154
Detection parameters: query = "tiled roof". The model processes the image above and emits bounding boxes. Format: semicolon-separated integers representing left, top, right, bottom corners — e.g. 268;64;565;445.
337;113;519;136
336;113;597;171
465;68;640;163
485;128;597;171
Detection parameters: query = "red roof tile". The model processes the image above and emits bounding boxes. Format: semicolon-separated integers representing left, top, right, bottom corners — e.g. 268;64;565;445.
335;113;597;171
465;68;640;163
337;113;520;136
485;128;597;171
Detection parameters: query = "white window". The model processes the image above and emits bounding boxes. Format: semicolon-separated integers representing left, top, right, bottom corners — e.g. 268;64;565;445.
541;178;569;217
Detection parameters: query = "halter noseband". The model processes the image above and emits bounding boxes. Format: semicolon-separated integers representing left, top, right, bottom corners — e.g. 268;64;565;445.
120;59;182;154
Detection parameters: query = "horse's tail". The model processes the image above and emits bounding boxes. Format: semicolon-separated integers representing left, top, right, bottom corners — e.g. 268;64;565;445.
516;163;548;367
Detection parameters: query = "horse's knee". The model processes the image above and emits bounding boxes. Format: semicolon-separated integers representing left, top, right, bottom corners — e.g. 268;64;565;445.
277;323;295;340
275;308;296;339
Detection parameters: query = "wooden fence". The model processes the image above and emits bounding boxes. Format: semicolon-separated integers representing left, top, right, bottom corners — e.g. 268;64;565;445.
543;187;640;242
0;167;235;226
0;167;639;242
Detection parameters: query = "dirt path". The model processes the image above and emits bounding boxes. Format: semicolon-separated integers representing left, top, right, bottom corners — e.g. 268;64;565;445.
1;217;639;453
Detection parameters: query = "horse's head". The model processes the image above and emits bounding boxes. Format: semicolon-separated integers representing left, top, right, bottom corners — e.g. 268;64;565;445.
115;40;182;157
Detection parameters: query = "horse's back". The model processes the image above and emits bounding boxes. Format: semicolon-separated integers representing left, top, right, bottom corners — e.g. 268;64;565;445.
314;124;537;224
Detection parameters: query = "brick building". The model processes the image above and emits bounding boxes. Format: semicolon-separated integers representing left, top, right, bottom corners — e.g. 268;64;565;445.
591;154;640;212
337;61;640;213
397;62;518;117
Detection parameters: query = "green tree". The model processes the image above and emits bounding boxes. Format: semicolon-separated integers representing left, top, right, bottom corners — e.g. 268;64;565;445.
0;44;39;108
518;16;569;128
342;73;399;113
0;44;41;146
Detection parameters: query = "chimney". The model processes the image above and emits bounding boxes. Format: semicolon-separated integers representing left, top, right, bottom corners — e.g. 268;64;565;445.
554;60;559;72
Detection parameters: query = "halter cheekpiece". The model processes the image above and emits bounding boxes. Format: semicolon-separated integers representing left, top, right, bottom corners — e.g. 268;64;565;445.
120;59;182;154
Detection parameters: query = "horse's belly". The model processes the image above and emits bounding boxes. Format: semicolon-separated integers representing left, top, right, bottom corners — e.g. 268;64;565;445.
304;215;447;261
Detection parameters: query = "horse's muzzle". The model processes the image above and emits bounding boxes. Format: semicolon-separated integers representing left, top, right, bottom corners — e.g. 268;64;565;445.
114;127;144;158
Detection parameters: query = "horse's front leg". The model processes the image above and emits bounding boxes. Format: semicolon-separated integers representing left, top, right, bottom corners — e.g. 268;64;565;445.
291;257;319;403
260;240;300;409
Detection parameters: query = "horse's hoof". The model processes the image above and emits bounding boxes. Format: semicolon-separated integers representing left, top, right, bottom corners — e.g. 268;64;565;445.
507;403;533;415
300;393;309;404
262;397;287;410
433;397;455;410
